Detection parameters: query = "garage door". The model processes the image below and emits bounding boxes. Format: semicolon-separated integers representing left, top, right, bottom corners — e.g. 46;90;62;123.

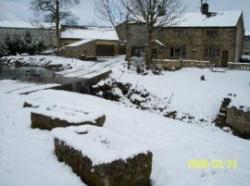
96;45;115;56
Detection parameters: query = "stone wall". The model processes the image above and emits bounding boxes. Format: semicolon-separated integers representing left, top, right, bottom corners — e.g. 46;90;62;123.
61;38;81;46
31;112;105;130
234;14;245;62
54;138;152;186
226;107;250;139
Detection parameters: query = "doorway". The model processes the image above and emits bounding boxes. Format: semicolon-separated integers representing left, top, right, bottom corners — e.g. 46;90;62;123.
221;50;229;67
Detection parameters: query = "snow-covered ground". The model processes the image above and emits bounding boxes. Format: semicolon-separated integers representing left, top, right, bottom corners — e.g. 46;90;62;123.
1;56;250;186
110;60;250;123
0;80;250;186
0;55;93;71
0;55;122;79
0;81;85;186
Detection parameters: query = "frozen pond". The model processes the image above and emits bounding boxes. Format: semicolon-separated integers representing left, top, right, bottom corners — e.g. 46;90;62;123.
0;65;57;83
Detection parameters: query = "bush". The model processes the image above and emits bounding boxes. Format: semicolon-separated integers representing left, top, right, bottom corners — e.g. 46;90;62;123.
0;44;8;58
2;31;46;56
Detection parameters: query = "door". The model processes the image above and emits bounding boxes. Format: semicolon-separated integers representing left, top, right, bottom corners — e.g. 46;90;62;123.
221;50;229;67
96;45;115;56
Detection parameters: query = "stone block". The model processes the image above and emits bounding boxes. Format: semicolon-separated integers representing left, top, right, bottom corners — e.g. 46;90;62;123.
52;125;152;186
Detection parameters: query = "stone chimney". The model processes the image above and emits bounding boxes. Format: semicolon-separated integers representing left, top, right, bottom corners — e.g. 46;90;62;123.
201;2;209;15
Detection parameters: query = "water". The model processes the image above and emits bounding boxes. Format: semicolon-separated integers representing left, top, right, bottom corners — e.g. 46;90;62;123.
0;65;57;83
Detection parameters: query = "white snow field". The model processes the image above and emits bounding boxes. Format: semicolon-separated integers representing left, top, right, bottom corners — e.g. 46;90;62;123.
110;60;250;123
1;55;250;186
0;78;250;186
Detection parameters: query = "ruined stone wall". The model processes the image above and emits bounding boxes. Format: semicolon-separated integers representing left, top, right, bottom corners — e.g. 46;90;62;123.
226;107;250;139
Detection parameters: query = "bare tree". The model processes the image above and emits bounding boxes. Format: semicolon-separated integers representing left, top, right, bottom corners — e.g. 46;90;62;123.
96;0;132;68
95;0;123;28
31;0;80;50
120;0;183;67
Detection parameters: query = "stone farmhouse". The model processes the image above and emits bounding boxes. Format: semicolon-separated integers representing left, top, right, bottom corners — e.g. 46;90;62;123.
116;6;245;67
0;20;56;47
59;25;120;60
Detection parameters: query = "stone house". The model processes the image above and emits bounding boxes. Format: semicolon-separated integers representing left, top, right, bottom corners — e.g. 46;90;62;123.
244;31;250;54
0;20;56;47
116;9;245;67
59;26;119;59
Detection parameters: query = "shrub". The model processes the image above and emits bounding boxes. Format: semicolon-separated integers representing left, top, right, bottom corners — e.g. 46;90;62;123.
2;31;46;56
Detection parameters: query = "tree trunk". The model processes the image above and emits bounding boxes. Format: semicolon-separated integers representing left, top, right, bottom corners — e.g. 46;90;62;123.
55;0;61;51
125;22;131;69
146;26;153;68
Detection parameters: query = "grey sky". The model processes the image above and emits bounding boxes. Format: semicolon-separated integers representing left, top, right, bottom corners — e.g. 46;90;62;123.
0;0;250;31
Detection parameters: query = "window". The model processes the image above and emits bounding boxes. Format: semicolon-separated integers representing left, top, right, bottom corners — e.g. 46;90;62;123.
132;47;144;57
204;47;221;58
170;47;174;57
206;30;218;38
176;30;184;38
152;49;158;58
170;47;186;59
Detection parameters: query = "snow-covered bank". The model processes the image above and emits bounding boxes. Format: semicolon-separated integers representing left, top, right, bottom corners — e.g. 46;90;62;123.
111;61;250;124
0;55;123;79
1;80;250;186
0;55;93;71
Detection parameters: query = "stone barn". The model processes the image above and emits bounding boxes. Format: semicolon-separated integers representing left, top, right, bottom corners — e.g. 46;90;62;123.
0;20;56;47
60;26;119;60
116;8;245;67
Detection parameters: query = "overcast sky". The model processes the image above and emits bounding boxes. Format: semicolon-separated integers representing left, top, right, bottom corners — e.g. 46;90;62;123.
0;0;250;31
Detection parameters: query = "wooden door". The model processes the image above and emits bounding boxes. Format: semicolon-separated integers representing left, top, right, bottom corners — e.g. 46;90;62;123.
221;50;229;67
96;45;115;56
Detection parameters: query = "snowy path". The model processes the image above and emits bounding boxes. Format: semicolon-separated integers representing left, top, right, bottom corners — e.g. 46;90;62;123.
1;80;250;186
58;56;123;78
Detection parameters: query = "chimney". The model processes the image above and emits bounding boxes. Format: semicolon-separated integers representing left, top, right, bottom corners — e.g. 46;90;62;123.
201;3;209;15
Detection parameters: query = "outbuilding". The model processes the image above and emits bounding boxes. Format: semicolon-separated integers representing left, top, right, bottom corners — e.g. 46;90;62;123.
60;26;119;60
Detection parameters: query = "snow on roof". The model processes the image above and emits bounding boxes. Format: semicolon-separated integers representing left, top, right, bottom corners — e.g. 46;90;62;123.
61;27;119;40
0;20;52;29
171;10;242;27
65;39;94;47
52;125;150;165
153;39;166;47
